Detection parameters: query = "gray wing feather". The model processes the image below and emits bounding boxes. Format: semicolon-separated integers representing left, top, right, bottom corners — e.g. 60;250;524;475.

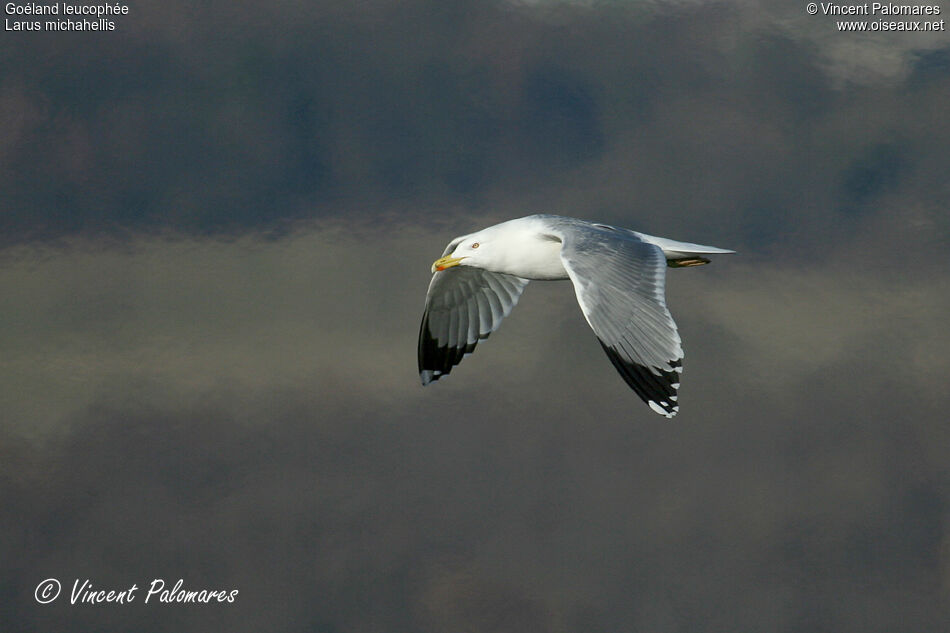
418;267;529;384
560;227;683;417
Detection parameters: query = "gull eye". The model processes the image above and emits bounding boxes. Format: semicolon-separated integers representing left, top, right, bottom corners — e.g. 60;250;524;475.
471;242;479;249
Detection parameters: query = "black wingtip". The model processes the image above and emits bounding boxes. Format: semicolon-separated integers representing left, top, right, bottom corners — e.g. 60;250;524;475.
418;309;478;386
597;341;681;417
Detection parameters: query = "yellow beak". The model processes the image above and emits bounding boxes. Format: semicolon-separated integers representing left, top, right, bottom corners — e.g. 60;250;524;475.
431;255;465;273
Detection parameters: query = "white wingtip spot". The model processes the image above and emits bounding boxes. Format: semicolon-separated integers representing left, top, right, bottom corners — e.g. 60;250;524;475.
671;382;680;390
670;395;678;401
420;370;443;385
648;400;675;418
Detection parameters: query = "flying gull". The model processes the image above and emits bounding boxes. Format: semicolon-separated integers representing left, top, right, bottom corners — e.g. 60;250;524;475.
417;214;733;417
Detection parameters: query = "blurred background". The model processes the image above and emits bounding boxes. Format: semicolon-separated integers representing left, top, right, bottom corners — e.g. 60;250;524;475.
2;1;949;631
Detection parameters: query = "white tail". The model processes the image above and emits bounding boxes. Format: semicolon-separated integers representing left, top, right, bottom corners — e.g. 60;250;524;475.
632;232;736;260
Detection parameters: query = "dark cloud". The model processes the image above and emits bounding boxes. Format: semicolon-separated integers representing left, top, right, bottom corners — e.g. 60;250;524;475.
3;0;946;250
3;1;950;632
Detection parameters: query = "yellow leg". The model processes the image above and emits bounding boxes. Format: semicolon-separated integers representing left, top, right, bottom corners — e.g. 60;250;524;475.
667;257;711;268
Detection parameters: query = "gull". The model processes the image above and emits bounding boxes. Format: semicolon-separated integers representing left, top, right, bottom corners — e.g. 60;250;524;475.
417;214;734;417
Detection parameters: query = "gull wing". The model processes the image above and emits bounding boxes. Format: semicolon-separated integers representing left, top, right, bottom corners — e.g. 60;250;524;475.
418;267;530;385
559;229;684;417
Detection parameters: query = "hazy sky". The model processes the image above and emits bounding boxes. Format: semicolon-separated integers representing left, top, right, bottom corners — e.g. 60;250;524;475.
3;1;949;631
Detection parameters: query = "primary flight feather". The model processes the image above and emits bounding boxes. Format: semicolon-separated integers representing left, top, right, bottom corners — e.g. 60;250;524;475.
417;214;734;417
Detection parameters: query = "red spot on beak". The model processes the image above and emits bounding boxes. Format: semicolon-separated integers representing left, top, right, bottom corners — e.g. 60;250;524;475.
436;266;445;271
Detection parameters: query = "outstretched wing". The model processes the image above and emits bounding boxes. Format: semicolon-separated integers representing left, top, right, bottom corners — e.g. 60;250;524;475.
418;267;529;384
560;229;684;417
